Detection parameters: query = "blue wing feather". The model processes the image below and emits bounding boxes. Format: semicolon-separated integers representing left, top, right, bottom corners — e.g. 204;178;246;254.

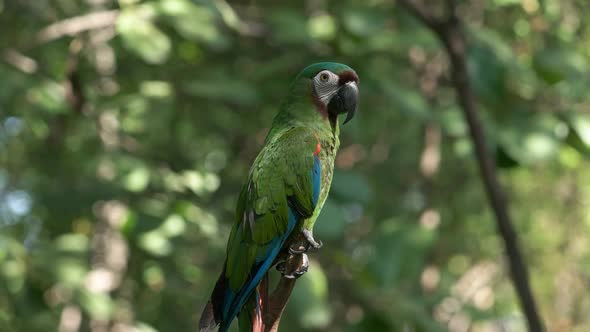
312;155;321;206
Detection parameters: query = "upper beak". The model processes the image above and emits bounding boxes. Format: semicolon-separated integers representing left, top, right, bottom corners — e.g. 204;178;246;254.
328;81;359;125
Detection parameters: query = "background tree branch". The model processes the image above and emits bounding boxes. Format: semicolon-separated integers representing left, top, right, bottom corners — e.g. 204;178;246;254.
36;10;119;44
397;0;545;331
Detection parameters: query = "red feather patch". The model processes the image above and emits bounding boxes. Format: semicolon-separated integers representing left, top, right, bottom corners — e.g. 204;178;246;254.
314;142;321;156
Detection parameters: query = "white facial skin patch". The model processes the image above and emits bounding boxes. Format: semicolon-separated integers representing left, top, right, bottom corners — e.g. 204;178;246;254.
313;70;339;105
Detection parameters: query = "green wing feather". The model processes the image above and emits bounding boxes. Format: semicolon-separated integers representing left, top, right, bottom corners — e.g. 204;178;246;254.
225;127;318;292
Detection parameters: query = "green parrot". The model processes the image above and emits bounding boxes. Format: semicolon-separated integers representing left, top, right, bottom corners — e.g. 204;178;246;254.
199;62;359;332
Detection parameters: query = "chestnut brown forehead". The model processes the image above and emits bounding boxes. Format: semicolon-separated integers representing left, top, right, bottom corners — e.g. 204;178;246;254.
338;70;359;85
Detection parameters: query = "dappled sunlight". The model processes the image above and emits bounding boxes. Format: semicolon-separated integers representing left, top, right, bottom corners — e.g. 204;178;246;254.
1;0;590;331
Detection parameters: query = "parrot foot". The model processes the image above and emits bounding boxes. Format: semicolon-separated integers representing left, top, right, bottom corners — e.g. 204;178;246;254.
287;230;322;255
288;243;307;255
276;253;309;279
302;229;323;250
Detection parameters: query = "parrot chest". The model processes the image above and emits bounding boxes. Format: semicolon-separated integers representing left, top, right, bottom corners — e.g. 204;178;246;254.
303;133;339;229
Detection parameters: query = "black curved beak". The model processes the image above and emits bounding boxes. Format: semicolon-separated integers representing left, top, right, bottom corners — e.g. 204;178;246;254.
327;81;359;125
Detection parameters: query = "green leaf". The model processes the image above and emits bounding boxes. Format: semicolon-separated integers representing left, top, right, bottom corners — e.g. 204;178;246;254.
533;47;588;84
307;14;336;41
124;167;150;192
496;145;520;169
117;6;171;64
565;113;590;158
139;231;172;256
55;234;89;252
158;214;186;237
157;0;222;45
55;258;87;287
26;81;67;113
79;290;113;320
466;28;512;107
496;113;561;165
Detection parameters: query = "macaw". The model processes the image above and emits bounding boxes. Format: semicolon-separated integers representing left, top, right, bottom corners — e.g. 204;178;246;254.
199;62;359;332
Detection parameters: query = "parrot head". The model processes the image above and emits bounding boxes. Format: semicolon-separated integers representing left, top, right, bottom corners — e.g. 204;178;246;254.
293;62;359;124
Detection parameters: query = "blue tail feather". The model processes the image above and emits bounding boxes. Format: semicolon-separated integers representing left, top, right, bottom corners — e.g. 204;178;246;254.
218;207;299;331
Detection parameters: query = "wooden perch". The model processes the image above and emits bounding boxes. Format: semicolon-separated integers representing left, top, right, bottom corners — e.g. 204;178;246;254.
262;233;310;331
264;257;300;331
397;0;545;331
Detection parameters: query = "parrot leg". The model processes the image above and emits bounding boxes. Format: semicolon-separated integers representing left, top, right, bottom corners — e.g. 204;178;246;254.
287;229;323;255
302;229;323;250
276;253;309;279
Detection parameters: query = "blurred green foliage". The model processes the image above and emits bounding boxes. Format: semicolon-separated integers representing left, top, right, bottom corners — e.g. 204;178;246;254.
1;0;590;331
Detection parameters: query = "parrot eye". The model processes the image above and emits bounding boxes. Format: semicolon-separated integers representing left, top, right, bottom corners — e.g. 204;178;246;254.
313;70;337;103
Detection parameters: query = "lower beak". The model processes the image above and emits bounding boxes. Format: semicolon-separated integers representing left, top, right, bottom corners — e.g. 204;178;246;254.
328;82;358;124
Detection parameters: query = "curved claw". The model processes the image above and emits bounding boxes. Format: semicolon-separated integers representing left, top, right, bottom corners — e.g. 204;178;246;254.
277;253;309;279
302;229;322;249
288;244;307;255
283;263;308;279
